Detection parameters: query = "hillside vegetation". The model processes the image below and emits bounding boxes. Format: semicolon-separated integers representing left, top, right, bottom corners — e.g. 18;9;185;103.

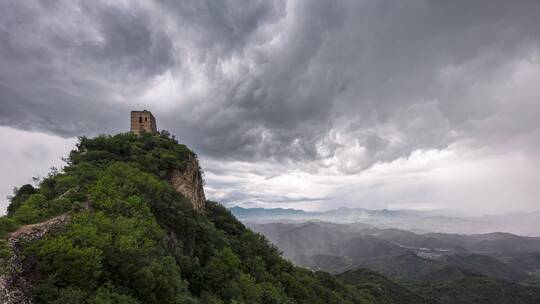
1;132;379;303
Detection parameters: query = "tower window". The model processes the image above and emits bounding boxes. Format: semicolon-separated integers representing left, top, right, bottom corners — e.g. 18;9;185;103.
145;117;148;122
139;117;142;123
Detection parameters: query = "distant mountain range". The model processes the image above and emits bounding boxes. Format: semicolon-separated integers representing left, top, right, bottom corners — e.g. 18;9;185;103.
230;206;426;221
246;221;540;284
229;207;540;302
230;206;540;236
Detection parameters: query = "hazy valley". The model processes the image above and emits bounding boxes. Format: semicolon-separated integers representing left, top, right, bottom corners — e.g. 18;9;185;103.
233;207;540;301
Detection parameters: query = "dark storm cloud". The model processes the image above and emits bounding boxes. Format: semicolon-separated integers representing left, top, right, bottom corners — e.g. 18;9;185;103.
0;1;179;133
1;0;540;171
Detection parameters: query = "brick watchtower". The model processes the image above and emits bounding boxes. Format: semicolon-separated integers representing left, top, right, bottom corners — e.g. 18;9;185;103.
130;110;157;134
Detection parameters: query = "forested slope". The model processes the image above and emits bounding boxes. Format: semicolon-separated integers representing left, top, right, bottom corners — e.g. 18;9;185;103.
0;132;377;303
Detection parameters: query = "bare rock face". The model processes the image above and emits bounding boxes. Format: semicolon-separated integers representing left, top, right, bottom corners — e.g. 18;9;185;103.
168;155;206;210
0;213;71;304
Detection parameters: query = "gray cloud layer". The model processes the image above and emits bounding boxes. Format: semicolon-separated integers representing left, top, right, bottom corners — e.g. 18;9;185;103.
1;1;540;210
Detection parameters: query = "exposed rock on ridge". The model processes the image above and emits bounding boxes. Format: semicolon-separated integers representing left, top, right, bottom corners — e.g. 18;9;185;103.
0;213;71;304
168;155;206;210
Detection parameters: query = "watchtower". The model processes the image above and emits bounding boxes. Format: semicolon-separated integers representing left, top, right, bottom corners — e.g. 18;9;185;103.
130;110;157;134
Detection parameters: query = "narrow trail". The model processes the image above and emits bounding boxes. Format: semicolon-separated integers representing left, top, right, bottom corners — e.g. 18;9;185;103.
1;212;73;304
9;213;71;240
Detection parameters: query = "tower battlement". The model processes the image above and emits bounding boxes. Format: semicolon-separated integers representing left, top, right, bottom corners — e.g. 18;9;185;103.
130;110;157;134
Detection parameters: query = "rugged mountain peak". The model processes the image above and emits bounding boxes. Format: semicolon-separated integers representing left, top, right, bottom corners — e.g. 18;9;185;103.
128;111;205;210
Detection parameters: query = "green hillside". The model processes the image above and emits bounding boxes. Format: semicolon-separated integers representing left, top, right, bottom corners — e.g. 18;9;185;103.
1;132;378;303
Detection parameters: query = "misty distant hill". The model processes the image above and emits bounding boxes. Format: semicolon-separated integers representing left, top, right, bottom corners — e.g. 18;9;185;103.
247;221;539;283
231;206;540;236
230;206;426;222
425;232;540;254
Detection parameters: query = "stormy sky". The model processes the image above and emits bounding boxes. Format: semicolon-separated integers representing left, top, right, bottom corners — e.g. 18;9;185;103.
1;0;540;214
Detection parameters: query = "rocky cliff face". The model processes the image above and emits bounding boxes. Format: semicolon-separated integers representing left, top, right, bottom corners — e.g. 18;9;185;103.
168;155;206;210
0;213;71;304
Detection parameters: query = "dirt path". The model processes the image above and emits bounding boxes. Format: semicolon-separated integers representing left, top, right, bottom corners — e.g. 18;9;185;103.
9;213;71;240
1;212;73;304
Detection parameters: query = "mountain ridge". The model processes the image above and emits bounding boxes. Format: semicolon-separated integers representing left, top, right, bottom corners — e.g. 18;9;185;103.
233;206;540;236
0;132;382;303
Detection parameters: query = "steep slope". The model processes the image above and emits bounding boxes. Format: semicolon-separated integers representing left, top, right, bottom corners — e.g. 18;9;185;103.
0;132;378;304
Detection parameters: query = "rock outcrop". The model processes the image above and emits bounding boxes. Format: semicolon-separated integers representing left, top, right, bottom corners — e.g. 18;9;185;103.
0;213;71;304
168;155;206;210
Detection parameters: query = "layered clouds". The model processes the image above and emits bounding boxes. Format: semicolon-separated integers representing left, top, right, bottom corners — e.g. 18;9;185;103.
1;0;540;213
